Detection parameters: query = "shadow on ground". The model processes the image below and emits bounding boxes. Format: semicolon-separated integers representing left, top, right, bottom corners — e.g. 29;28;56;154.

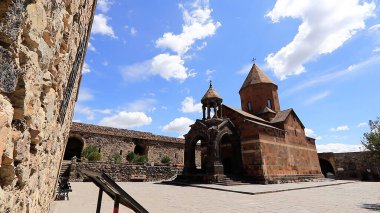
361;204;380;211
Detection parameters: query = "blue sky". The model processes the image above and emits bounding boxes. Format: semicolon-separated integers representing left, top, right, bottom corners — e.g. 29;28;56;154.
74;0;380;153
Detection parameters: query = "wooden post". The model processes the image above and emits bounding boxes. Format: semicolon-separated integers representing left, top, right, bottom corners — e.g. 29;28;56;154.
96;189;103;213
113;194;120;213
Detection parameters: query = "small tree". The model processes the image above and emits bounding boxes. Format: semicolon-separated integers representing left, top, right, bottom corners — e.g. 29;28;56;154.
82;145;101;161
362;117;380;163
108;153;122;164
161;155;171;164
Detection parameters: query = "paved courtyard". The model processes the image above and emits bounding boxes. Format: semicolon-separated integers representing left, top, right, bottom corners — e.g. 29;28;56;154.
51;180;380;213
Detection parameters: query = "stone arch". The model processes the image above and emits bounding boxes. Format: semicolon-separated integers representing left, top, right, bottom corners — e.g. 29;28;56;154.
217;129;242;175
134;143;148;156
184;132;208;175
63;135;85;160
319;159;335;177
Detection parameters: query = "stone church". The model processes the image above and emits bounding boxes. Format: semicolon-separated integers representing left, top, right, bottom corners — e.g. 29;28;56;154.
181;64;323;183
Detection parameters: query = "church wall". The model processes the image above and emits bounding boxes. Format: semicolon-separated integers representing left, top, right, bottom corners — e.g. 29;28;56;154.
259;114;322;181
0;0;96;212
239;84;280;114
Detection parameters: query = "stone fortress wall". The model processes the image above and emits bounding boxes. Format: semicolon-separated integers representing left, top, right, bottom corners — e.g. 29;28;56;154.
0;0;97;212
318;152;380;181
68;122;193;165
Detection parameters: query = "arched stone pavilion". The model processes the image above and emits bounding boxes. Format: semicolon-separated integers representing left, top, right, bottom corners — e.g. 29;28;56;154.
182;82;243;183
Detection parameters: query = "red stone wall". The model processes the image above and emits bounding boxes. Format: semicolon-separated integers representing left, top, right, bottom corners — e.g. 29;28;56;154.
239;83;280;114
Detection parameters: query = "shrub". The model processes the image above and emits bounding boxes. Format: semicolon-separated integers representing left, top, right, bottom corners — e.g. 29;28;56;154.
126;152;137;163
82;145;101;161
161;155;171;164
126;151;148;164
108;153;122;164
135;155;148;163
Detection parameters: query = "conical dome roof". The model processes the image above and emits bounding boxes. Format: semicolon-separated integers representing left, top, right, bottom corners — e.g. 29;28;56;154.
201;81;222;104
240;64;275;91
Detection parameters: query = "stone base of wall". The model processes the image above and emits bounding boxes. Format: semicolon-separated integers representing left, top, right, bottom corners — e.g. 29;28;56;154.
265;174;325;184
69;162;179;182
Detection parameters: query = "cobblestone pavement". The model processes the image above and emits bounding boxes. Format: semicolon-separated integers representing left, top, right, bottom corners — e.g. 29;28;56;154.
51;180;380;213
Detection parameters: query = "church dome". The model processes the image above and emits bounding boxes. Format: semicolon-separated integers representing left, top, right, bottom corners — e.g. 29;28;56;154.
201;81;222;104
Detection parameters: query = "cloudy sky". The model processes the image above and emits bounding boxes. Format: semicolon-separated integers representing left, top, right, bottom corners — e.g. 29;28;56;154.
74;0;380;153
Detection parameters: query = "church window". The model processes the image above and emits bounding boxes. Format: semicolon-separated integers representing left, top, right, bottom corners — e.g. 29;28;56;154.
267;99;272;109
248;101;252;112
294;129;297;136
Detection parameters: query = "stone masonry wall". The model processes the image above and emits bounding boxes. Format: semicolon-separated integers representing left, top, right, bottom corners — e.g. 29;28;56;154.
68;122;203;166
319;152;380;181
70;161;178;182
0;0;96;212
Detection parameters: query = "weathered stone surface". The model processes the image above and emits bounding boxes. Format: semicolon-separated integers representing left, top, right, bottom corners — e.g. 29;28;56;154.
0;0;25;44
0;46;19;93
0;0;96;212
0;95;13;166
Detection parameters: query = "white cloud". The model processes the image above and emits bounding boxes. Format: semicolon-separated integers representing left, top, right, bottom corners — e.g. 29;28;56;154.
88;42;96;52
130;27;137;36
304;91;330;105
151;54;193;81
74;104;113;120
126;98;157;112
357;122;368;127
74;105;96;120
181;96;202;113
237;63;252;75
121;0;218;83
121;53;196;82
155;1;221;56
282;55;380;97
82;62;91;74
92;14;116;38
369;24;380;31
330;125;350;132
265;0;375;80
161;117;194;137
305;128;322;140
373;47;380;52
305;128;315;137
316;143;363;153
205;69;215;81
97;0;112;13
99;111;152;129
78;88;93;102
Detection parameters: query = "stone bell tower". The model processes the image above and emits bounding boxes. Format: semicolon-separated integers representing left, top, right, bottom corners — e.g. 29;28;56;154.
239;63;280;116
201;81;223;120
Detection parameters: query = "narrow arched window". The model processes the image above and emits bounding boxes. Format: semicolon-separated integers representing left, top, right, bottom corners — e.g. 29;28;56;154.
267;99;272;109
248;101;252;112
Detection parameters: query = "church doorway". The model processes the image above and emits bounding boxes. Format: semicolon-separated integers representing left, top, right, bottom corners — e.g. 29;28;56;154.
63;136;84;160
220;134;233;174
319;159;335;177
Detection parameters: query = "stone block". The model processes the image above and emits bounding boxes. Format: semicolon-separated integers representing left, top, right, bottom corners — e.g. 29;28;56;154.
0;46;19;93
